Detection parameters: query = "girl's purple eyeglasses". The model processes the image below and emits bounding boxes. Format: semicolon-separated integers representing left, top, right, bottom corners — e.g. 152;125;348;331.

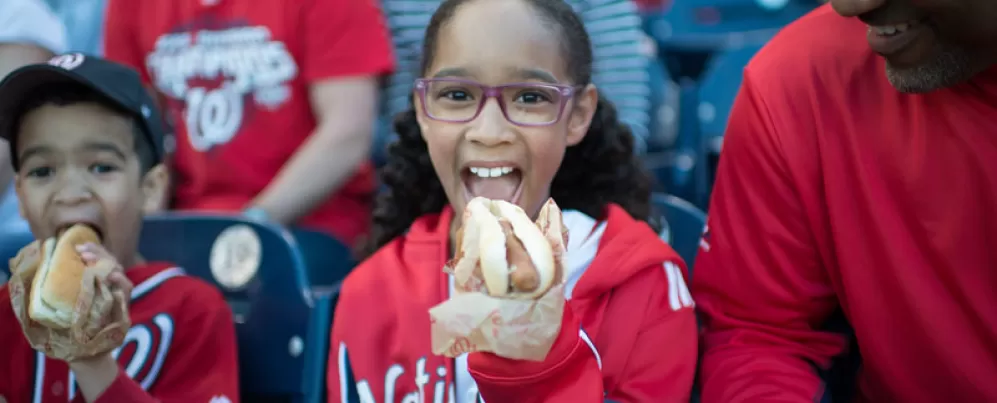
414;78;581;127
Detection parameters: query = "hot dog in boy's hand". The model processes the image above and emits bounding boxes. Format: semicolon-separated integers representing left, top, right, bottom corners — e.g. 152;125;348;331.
456;197;566;299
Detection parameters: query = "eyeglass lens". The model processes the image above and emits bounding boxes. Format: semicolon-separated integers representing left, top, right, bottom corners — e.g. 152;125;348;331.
423;80;564;125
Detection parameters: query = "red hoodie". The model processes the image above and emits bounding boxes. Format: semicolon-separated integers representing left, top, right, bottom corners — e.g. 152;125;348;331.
0;263;239;403
693;5;997;403
327;205;697;403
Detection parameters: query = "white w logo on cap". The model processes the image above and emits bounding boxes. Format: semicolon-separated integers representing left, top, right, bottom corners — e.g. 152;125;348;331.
48;53;86;70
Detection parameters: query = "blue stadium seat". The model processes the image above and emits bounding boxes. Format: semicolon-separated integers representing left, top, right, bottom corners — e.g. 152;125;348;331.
652;193;707;268
643;54;685;194
698;42;766;155
647;0;814;52
0;227;33;285
139;214;348;403
646;56;681;153
291;228;355;289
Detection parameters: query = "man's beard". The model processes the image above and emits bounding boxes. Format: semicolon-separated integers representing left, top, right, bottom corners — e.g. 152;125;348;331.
885;45;983;93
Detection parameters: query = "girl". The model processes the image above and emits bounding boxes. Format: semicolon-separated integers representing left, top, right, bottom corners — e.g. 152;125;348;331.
327;0;697;402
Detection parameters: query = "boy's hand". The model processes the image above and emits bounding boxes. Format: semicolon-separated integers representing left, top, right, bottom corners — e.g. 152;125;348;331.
69;351;121;402
78;243;133;305
67;243;131;402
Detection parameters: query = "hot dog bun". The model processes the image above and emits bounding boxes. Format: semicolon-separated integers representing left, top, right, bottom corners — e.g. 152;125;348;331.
28;224;101;329
463;197;561;299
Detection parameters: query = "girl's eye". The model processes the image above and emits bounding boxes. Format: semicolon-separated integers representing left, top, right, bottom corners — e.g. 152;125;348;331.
439;89;473;102
90;163;119;174
515;91;552;104
26;167;53;178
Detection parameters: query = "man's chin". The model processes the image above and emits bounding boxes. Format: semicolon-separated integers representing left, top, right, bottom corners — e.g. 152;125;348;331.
884;49;978;93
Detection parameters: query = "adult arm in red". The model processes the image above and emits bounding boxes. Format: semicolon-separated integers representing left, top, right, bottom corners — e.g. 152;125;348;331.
248;0;394;224
691;70;848;402
469;260;698;402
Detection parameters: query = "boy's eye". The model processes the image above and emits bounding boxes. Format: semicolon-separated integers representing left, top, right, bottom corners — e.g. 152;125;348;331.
25;166;54;178
90;163;119;174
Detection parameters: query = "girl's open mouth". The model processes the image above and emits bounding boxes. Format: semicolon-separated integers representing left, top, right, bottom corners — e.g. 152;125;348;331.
461;164;525;205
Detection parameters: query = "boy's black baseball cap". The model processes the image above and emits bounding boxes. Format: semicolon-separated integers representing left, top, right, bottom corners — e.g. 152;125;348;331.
0;53;166;168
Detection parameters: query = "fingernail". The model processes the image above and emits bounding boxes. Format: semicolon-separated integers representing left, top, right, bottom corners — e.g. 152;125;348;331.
76;244;87;252
80;252;97;261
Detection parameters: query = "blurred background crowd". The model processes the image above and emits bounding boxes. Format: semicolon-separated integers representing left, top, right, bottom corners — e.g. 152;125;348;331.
0;0;822;237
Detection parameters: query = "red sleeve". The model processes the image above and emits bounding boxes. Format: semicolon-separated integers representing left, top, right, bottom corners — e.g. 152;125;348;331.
102;0;150;83
88;372;155;403
691;71;848;402
607;261;697;402
327;284;359;403
300;0;394;82
92;286;240;403
468;307;604;403
469;261;698;403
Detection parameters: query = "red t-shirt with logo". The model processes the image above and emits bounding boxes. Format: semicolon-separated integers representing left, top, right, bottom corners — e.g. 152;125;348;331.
103;0;394;245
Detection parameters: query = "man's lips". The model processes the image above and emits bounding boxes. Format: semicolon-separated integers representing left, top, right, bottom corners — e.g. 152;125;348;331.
865;18;928;59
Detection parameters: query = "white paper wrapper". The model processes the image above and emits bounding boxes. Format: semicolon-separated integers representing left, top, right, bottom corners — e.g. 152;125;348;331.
8;241;129;362
430;198;567;361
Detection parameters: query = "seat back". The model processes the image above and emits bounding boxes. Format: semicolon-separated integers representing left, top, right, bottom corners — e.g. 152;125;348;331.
652;193;707;268
648;0;813;50
290;228;355;289
698;42;766;154
139;214;334;403
646;57;682;153
0;228;34;285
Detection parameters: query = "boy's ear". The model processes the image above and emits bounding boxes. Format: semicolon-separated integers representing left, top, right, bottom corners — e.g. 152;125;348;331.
140;164;170;214
566;84;598;147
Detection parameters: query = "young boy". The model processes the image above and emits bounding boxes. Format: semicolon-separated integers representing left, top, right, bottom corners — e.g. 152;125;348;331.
0;53;239;403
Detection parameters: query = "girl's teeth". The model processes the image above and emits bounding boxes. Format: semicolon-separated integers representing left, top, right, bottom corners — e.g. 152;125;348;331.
469;166;515;178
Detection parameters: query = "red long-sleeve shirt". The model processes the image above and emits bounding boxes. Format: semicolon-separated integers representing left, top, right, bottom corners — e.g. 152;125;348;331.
693;5;997;403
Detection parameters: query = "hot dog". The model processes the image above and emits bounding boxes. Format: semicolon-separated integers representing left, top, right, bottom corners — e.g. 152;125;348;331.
459;197;564;299
28;224;101;329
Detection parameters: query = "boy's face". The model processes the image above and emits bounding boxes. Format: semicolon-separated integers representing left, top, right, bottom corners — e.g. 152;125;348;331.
14;102;167;268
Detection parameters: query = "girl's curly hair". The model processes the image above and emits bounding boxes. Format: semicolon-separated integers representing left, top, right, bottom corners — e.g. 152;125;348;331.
361;0;656;258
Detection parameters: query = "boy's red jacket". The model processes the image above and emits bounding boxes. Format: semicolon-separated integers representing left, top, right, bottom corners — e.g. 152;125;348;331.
0;263;239;403
327;205;698;403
